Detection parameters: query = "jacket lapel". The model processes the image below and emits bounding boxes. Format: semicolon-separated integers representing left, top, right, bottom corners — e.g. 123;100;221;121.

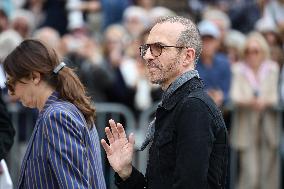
17;118;41;188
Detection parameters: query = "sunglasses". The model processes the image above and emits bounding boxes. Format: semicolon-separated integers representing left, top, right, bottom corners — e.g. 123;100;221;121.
244;48;261;55
139;42;186;58
5;77;26;94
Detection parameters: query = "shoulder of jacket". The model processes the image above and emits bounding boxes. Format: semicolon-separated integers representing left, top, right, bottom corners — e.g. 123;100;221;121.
178;91;211;110
43;101;75;118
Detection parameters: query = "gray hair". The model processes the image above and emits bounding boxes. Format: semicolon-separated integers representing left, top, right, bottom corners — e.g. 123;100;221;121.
156;16;202;64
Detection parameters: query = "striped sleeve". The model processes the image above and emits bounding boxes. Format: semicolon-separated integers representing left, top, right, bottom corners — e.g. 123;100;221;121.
42;108;90;189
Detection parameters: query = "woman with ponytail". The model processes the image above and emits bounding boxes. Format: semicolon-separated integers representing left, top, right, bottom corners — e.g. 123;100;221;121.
3;39;106;189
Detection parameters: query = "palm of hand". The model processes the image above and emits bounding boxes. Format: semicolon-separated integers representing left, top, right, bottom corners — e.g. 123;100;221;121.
101;120;135;177
107;137;133;173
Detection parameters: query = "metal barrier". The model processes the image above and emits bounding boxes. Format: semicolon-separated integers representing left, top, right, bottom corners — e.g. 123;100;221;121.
95;102;161;187
94;102;137;189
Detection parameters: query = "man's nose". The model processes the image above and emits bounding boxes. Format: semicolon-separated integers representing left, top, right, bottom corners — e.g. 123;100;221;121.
143;47;154;61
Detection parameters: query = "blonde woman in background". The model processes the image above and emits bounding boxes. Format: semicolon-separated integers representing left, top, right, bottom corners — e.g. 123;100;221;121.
230;32;280;189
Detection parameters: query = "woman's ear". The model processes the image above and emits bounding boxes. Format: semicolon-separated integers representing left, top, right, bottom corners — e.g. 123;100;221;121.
32;71;41;84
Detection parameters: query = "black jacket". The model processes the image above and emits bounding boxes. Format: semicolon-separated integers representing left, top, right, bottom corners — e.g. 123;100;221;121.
0;92;15;160
115;77;228;189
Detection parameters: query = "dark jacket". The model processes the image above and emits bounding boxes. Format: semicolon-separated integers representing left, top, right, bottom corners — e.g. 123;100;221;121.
0;91;15;160
115;77;228;189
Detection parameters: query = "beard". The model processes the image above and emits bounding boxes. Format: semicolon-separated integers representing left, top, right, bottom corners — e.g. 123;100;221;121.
146;55;181;87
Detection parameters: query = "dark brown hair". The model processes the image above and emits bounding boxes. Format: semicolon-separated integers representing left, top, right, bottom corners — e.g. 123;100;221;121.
3;39;96;128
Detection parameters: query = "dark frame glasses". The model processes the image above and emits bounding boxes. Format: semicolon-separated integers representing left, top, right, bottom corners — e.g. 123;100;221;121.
139;42;186;58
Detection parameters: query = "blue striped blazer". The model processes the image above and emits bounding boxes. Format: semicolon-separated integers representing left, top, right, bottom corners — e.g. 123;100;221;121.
18;92;106;189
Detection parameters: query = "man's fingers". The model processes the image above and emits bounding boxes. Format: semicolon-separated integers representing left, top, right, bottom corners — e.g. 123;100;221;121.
128;133;135;146
101;139;112;155
109;119;119;140
105;127;114;144
117;123;127;139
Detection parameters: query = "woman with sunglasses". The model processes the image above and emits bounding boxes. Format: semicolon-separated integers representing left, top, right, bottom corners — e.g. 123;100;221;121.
3;39;106;189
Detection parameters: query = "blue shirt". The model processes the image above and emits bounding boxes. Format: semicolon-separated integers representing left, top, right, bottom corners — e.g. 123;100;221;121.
101;0;130;30
196;53;231;104
18;92;106;189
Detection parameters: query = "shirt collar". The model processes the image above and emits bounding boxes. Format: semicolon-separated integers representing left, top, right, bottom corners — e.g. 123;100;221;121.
38;91;60;117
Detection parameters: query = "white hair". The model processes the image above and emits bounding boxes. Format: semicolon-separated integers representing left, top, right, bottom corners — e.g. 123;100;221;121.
123;6;150;28
0;29;22;60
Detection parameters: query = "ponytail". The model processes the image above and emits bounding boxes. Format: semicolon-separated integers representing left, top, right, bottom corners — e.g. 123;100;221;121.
43;41;96;128
56;66;96;128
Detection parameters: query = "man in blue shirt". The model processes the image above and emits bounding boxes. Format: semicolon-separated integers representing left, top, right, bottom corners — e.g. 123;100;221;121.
196;20;231;107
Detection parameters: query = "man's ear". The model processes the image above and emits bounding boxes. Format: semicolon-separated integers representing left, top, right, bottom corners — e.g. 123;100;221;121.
182;48;195;67
32;71;41;84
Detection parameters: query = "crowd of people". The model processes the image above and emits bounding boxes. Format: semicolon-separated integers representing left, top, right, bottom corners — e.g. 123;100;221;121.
0;0;284;188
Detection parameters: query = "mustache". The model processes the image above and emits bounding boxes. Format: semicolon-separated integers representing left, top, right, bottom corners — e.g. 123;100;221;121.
146;60;161;69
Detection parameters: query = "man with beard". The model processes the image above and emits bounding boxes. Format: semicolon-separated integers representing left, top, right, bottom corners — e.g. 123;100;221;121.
101;16;228;189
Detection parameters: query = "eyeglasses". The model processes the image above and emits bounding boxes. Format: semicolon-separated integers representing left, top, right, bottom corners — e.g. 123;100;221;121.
5;77;26;94
139;42;186;58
